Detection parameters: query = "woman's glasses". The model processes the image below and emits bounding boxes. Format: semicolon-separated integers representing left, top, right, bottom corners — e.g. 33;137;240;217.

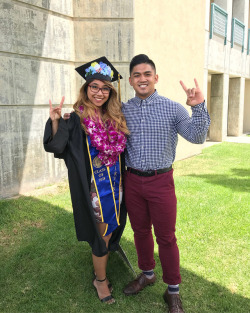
88;85;111;94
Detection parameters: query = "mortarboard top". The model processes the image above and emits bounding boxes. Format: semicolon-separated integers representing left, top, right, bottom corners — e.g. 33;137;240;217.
75;56;122;83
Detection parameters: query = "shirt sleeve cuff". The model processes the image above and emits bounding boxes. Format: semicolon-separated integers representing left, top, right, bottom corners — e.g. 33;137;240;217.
191;101;208;112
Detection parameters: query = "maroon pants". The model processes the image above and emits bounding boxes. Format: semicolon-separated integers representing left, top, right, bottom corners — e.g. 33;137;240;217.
124;169;181;285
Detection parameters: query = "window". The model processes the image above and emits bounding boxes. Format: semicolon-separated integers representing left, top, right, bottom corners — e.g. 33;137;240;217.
210;3;228;45
231;18;245;52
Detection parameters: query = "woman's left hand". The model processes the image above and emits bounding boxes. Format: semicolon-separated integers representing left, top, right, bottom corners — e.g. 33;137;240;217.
63;113;71;120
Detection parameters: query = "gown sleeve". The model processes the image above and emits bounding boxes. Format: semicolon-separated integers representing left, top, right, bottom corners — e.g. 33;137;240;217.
43;117;69;157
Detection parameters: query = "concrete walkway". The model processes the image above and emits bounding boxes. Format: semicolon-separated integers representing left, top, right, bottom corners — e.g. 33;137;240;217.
224;135;250;144
204;134;250;148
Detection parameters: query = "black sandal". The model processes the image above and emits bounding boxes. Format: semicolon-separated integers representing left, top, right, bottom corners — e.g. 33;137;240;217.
93;271;113;292
93;277;115;304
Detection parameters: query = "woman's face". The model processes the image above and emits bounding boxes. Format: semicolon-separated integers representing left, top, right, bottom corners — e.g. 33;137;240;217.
87;79;111;109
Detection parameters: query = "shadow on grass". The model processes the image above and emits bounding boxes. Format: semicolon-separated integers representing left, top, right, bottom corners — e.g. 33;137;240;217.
0;196;249;313
187;167;250;193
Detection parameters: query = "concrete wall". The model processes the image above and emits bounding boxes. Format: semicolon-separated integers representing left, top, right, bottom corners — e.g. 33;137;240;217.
205;0;250;140
0;0;75;198
133;0;207;161
73;0;134;101
209;74;229;141
243;79;250;133
205;0;249;77
228;77;245;136
0;0;134;198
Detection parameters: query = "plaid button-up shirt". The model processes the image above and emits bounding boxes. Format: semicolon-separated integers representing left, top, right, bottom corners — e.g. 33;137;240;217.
122;90;211;171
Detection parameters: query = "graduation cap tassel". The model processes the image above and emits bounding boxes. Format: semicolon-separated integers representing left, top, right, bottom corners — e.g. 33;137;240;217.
118;73;121;103
117;244;137;276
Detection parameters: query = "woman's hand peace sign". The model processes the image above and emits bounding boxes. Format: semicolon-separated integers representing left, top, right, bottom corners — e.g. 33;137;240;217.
49;96;65;121
179;79;204;107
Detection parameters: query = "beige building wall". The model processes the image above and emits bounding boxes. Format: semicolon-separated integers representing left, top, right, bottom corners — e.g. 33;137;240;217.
133;0;207;161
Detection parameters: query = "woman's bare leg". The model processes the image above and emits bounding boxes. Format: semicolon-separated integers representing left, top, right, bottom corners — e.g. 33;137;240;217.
92;223;113;303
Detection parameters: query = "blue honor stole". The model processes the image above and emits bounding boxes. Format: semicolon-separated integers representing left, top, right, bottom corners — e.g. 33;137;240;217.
86;136;121;236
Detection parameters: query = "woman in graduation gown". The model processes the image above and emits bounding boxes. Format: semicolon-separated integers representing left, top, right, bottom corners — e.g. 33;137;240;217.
43;57;129;304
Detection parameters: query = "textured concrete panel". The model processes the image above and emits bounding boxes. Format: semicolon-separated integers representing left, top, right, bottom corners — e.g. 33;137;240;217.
74;0;133;18
210;74;229;141
246;56;250;78
18;0;73;16
228;77;245;136
214;0;227;11
229;48;246;76
74;20;134;62
0;1;74;60
243;80;250;133
207;37;229;73
232;0;246;22
0;107;67;198
0;55;76;105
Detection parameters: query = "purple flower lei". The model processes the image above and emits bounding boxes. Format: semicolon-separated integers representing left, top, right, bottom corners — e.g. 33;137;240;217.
80;106;127;167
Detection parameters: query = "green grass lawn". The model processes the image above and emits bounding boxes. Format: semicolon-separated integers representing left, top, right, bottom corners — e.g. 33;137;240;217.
0;142;249;313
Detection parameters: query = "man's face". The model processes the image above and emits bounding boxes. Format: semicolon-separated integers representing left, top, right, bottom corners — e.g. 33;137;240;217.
129;63;158;99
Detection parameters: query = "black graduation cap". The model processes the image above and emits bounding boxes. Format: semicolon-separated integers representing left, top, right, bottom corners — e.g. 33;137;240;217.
75;56;122;83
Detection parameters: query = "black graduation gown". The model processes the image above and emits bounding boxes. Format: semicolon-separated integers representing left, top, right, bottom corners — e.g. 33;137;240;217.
43;112;127;257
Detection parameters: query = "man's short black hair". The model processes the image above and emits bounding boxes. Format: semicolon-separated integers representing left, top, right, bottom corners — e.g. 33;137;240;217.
129;54;156;74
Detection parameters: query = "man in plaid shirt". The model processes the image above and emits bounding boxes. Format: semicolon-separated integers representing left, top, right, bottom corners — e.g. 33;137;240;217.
122;54;210;313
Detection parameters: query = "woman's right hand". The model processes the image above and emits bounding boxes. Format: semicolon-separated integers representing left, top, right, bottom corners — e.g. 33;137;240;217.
49;96;65;121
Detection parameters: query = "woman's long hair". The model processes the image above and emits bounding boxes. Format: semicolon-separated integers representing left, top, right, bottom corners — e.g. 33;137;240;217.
73;79;129;135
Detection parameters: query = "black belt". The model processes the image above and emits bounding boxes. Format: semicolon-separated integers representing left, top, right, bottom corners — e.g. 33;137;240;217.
127;166;172;177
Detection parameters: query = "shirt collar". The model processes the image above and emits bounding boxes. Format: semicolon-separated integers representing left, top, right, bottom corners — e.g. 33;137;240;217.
132;90;159;106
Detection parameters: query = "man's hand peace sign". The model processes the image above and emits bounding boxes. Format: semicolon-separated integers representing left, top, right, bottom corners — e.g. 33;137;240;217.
180;78;204;107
